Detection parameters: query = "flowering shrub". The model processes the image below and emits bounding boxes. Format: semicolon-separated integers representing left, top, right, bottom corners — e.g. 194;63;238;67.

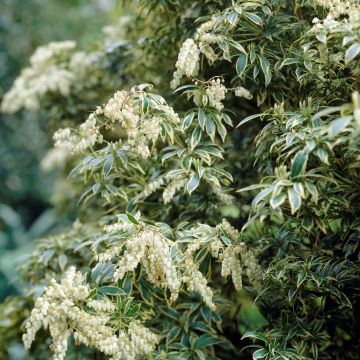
1;0;360;359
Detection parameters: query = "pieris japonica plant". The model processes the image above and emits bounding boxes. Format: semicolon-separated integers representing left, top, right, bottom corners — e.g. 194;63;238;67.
1;0;360;359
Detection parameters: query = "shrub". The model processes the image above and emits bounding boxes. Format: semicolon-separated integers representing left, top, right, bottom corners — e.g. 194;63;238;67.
1;0;360;359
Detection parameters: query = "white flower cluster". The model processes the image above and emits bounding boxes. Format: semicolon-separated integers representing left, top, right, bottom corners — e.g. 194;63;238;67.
195;18;223;64
102;15;132;45
30;41;76;67
76;114;102;151
96;220;137;262
205;78;227;111
211;185;234;204
235;86;253;100
113;320;160;360
98;225;181;301
220;218;239;242
221;244;243;290
171;18;227;88
186;219;261;291
311;15;340;40
53;113;102;155
171;39;200;89
69;51;95;81
183;254;216;310
88;299;116;312
183;236;216;310
102;90;139;130
53;128;74;153
40;148;69;172
139;177;164;199
98;218;227;307
1;41;93;113
93;89;179;158
220;220;261;290
104;220;136;233
23;267;159;360
315;0;360;22
163;176;187;204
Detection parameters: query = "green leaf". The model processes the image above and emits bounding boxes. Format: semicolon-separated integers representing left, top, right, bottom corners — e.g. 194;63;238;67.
316;33;326;43
217;122;227;142
253;64;259;79
222;113;233;126
270;193;286;209
205;118;216;141
281;58;299;66
98;286;126;295
160;306;180;320
313;106;342;120
237;113;262;128
126;212;139;224
288;187;301;214
238;183;267;192
167;326;182;343
162;150;178;162
302;215;314;231
198;109;206;130
253;349;268;359
194;350;206;360
345;43;360;63
297;271;307;288
244;12;263;26
161;121;174;143
339;292;352;308
92;183;100;194
305;181;319;203
58;254;67;272
236;53;248;77
219;41;231;61
190;321;212;332
328;116;352;137
187;174;200;194
87;288;97;299
182;112;195;130
117;149;128;166
291;150;308;178
195;334;223;349
293;182;305;198
258;55;271;86
252;186;273;207
190;126;202;150
40;249;55;265
142;96;149;113
228;39;246;54
241;331;266;342
103;155;113;177
227;11;239;26
315;148;329;164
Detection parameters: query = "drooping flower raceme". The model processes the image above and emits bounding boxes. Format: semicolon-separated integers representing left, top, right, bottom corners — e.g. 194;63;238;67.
96;218;181;301
52;113;102;155
171;39;200;89
235;86;253;100
170;17;226;88
22;267;159;360
1;41;94;113
183;219;261;292
95;215;219;308
315;0;360;22
52;86;180;159
205;78;227;111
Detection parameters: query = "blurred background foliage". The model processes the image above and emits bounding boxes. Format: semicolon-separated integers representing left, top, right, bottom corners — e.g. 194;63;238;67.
0;0;120;302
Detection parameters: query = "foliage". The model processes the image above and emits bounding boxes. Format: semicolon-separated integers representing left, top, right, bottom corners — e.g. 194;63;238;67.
0;0;116;301
1;0;360;359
